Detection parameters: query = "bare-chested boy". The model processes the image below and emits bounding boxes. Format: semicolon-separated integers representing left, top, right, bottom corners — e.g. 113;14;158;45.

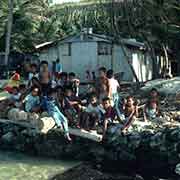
95;67;111;102
39;61;51;96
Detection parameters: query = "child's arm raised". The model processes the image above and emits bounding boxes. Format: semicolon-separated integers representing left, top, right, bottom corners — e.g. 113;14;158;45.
143;105;148;122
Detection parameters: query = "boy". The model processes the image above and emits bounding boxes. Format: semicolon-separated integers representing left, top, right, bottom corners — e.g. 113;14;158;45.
28;64;39;81
95;67;110;102
57;72;68;87
45;88;71;141
107;69;120;106
121;96;139;132
102;97;116;138
55;59;62;77
63;86;81;125
79;93;104;131
39;61;51;96
24;87;41;113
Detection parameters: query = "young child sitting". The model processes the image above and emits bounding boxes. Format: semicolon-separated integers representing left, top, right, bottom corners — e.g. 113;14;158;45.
121;96;139;133
144;98;159;121
44;88;71;141
79;94;104;131
63;86;81;125
9;87;21;104
0;87;21;110
102;97;116;138
149;88;159;100
24;87;41;113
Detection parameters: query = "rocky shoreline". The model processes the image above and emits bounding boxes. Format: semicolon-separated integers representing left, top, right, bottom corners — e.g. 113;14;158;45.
0;116;180;179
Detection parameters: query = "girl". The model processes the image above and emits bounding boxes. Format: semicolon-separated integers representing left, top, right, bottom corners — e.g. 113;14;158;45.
144;98;159;121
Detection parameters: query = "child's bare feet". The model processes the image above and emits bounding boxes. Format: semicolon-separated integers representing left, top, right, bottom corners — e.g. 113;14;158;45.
122;128;128;135
65;134;72;142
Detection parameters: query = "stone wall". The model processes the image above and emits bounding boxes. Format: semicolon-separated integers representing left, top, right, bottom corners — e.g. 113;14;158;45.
0;119;179;178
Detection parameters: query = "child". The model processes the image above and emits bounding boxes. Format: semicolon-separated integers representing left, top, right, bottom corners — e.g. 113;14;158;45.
4;70;20;93
24;87;41;113
144;98;159;121
149;88;160;102
95;67;110;102
57;72;68;87
102;97;116;138
79;94;104;131
63;86;81;125
121;96;139;132
55;59;62;77
10;87;21;103
107;69;120;106
45;88;71;141
39;61;51;96
72;79;80;97
28;64;39;81
30;77;42;92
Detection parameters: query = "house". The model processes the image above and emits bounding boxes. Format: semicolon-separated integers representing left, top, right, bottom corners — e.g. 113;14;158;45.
35;29;160;82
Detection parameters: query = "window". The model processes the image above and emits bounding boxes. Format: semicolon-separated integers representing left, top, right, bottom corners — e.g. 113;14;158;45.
62;43;71;56
98;42;112;55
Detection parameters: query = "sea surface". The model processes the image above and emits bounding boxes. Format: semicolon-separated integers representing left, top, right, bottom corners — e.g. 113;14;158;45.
0;150;79;180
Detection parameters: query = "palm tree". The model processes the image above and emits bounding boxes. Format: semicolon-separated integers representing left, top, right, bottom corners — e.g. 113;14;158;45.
4;0;13;70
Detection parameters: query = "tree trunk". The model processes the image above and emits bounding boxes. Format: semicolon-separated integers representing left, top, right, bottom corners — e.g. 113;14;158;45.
162;43;169;69
4;0;13;71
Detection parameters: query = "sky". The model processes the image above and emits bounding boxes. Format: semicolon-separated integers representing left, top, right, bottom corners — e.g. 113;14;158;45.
52;0;80;4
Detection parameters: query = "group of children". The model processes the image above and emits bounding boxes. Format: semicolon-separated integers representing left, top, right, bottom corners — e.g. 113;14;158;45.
0;61;161;142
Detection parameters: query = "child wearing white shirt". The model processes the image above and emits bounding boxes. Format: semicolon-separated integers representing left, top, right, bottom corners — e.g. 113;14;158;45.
79;94;104;131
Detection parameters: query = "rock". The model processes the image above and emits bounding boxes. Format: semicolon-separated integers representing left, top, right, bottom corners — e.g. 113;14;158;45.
29;113;39;121
7;108;19;121
40;112;49;118
39;117;55;133
1;132;14;143
150;132;164;148
128;133;141;149
17;110;28;120
175;163;180;175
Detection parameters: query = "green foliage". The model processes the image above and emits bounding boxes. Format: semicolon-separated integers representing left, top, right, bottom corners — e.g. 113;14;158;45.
0;0;180;55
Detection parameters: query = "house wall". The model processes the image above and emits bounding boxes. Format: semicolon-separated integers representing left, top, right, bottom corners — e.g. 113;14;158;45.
38;41;154;82
71;42;97;80
113;45;133;81
97;55;112;70
112;45;153;82
58;43;72;72
131;50;153;82
38;46;58;63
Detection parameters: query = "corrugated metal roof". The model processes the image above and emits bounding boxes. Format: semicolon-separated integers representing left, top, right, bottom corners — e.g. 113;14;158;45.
35;32;145;50
35;41;54;49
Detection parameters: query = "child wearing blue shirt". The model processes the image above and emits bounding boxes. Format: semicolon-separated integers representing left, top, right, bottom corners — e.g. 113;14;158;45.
24;87;41;113
44;88;71;141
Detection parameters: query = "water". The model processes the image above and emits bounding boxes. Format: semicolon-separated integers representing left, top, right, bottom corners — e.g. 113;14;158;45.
0;151;80;180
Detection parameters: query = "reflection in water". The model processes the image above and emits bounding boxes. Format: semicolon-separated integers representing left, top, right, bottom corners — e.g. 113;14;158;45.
0;151;79;180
